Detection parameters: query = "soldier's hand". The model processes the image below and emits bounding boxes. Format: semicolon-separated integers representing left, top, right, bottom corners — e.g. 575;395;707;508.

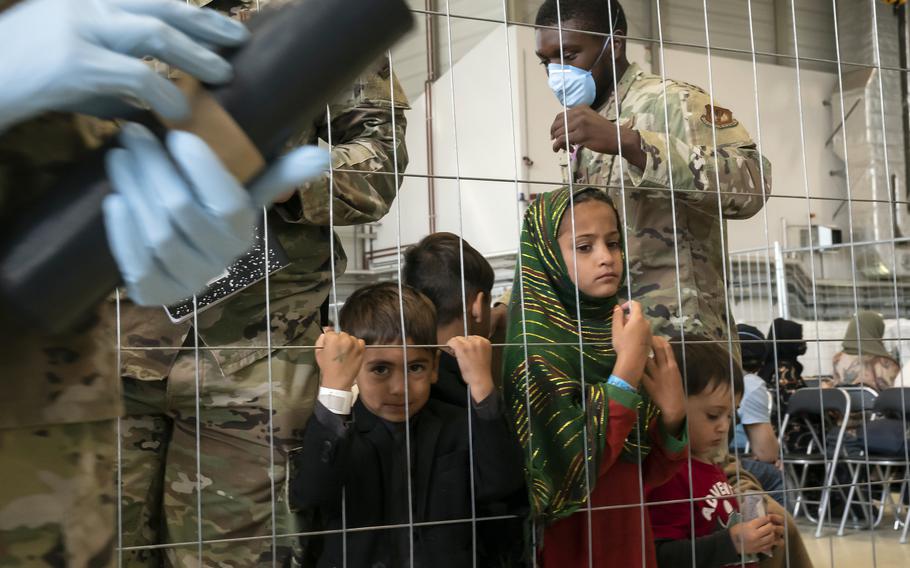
447;335;495;404
550;107;646;169
642;336;686;437
611;301;652;387
316;331;366;391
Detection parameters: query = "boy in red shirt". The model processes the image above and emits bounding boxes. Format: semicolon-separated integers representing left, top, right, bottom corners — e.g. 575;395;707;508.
648;338;786;568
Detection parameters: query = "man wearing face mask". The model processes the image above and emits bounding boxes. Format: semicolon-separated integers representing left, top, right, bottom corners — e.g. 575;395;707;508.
535;0;771;353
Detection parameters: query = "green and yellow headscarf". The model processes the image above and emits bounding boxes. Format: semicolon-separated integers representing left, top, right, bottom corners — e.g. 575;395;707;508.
503;186;657;523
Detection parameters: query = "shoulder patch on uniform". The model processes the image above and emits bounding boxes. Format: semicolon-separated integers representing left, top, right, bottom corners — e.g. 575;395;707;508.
674;80;708;96
700;104;739;129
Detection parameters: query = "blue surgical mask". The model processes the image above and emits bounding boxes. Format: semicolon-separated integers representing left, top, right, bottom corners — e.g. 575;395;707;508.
547;35;612;108
547;63;597;108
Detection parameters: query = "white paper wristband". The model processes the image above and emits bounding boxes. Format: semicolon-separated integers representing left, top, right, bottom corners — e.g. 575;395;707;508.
318;386;354;415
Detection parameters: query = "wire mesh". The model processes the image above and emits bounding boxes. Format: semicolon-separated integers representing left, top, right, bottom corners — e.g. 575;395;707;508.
106;1;910;567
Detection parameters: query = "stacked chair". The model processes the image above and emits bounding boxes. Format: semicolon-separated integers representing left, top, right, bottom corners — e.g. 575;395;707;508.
835;387;910;543
779;387;852;538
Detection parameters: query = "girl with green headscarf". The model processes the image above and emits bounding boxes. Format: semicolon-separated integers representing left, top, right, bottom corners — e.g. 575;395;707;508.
503;186;688;567
832;311;900;392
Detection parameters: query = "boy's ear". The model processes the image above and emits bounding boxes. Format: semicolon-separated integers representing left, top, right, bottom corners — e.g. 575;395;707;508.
470;291;487;323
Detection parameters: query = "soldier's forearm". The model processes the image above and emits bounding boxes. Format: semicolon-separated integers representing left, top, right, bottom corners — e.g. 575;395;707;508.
275;128;405;225
642;134;769;219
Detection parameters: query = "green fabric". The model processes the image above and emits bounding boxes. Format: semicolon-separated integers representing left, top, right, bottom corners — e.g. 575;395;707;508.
503;186;657;522
658;418;689;455
843;311;892;360
605;383;642;411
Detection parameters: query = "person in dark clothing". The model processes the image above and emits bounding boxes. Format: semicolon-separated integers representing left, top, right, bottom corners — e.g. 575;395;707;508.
404;232;530;566
759;318;807;398
289;282;525;568
758;318;807;447
732;324;785;507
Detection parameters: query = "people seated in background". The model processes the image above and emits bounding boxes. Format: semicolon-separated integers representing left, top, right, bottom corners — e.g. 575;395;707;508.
289;283;525;568
648;338;786;568
759;318;807;430
503;186;688;567
733;324;785;507
832;311;900;392
404;232;529;566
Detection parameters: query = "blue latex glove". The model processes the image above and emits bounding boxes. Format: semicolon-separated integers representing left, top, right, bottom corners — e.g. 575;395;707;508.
103;123;329;306
0;0;249;133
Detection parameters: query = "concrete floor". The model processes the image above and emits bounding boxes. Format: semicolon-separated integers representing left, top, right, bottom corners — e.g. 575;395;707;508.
798;520;910;568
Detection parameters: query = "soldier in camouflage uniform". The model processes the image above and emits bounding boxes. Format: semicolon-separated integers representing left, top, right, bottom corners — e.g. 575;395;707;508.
0;172;119;567
0;0;272;564
535;0;771;353
117;4;409;566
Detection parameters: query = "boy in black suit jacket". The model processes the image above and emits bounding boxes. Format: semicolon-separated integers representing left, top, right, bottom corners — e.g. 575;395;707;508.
289;282;525;568
404;233;530;565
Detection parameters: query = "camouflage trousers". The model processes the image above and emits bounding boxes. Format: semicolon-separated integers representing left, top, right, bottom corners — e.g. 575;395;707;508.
0;419;117;568
119;326;320;567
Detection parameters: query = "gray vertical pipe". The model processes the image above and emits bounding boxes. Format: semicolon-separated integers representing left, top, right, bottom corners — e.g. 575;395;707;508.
425;0;438;234
899;3;910;219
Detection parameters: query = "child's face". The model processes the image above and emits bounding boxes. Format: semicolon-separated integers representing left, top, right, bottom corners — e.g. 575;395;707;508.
356;339;439;422
557;200;623;298
686;381;740;461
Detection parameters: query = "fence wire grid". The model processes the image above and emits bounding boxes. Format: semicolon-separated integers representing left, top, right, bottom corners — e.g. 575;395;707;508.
110;1;910;568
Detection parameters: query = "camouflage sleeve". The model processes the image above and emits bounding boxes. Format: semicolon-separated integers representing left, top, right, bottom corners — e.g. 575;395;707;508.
276;65;409;227
626;85;772;220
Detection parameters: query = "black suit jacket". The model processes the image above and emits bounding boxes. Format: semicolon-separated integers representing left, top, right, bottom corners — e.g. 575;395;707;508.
431;351;471;407
432;351;531;566
290;396;525;568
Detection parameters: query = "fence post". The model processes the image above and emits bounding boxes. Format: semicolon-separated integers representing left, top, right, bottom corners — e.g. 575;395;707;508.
774;241;790;320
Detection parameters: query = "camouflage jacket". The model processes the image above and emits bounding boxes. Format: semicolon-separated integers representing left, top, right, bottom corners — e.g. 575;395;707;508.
118;65;409;380
566;62;772;343
0;114;122;429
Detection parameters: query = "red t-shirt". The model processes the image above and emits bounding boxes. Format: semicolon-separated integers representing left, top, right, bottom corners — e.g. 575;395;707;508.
648;459;756;567
649;459;737;539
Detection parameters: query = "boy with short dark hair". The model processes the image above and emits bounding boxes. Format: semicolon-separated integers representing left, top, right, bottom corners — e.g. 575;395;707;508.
289;282;524;568
404;232;496;405
404;233;529;566
648;338;785;568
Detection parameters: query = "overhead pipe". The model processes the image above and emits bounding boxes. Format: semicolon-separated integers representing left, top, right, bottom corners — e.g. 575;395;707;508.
425;0;439;234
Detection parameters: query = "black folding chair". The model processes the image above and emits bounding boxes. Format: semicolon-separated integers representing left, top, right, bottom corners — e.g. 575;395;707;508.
838;388;910;543
802;377;822;389
834;386;895;535
840;386;879;418
779;387;851;537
